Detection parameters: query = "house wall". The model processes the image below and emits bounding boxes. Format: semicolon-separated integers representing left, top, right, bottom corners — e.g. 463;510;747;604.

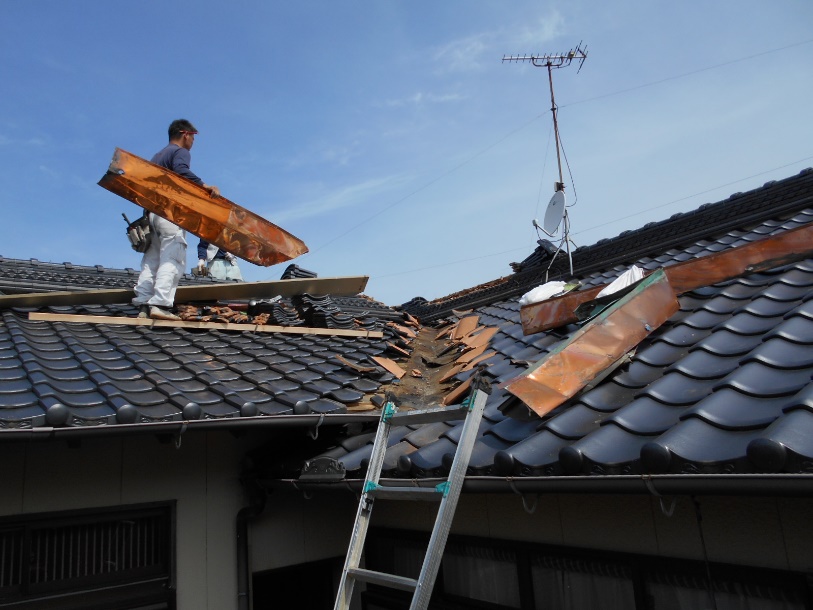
259;489;813;575
0;430;252;610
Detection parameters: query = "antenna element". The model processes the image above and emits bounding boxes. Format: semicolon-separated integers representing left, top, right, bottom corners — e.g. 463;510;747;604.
504;42;587;278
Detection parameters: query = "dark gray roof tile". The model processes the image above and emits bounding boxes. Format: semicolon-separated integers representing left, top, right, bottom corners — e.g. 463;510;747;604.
740;297;798;319
641;418;763;473
747;409;813;472
635;341;690;367
398;436;457;477
743;337;813;369
763;313;813;344
640;371;718;405
542;403;610;440
486;417;541;443
657;323;712;347
681;388;788;430
578;381;640;412
668;350;741;379
608;396;686;435
714;362;812;397
722;311;783;335
493;429;571;476
613;360;663;389
692;329;763;356
559;423;653;475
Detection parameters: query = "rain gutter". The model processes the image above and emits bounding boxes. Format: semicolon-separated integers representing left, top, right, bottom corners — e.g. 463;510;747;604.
267;474;813;498
0;413;380;443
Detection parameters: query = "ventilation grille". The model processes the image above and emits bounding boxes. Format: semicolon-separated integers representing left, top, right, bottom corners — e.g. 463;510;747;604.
0;506;171;600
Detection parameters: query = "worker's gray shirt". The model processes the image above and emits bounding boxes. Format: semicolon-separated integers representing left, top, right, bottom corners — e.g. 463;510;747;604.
150;144;204;185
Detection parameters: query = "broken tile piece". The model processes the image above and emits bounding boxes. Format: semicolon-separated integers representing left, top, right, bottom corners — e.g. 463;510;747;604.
371;356;406;379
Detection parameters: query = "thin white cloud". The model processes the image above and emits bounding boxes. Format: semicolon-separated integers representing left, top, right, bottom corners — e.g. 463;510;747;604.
382;91;466;108
431;10;565;73
271;174;410;224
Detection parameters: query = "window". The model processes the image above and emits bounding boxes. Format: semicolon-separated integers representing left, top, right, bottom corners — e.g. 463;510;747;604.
0;503;174;609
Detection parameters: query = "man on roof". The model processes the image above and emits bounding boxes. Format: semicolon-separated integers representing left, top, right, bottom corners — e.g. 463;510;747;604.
196;239;244;281
132;119;220;320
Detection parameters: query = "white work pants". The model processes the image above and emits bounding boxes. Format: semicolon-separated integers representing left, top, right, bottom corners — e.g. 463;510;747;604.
132;214;187;308
208;258;244;281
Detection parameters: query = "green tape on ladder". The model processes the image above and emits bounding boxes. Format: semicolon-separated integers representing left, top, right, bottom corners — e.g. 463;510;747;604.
364;481;378;494
435;481;451;497
382;401;397;422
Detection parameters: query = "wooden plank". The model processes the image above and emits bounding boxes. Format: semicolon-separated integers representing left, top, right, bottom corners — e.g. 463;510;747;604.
98;147;308;266
0;275;369;308
27;312;384;338
520;222;813;335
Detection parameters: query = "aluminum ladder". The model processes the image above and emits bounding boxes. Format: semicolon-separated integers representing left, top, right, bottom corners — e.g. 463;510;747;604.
333;376;491;610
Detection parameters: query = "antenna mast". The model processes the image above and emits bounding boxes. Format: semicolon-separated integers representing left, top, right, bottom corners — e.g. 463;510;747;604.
502;42;587;192
503;43;587;278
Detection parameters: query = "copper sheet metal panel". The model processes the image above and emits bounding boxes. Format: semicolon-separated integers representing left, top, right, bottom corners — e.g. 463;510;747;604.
98;148;308;266
520;222;813;335
505;269;679;417
0;276;369;308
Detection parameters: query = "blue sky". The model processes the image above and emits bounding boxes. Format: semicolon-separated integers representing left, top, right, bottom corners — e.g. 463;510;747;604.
2;2;812;306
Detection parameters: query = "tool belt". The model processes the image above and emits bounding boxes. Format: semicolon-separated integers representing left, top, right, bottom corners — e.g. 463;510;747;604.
122;211;153;253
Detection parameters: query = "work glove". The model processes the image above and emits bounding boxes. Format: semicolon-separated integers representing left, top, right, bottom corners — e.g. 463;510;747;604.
194;259;207;276
224;252;236;265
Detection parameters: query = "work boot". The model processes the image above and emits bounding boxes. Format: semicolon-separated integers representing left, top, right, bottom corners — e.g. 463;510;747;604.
150;306;181;321
137;305;150;319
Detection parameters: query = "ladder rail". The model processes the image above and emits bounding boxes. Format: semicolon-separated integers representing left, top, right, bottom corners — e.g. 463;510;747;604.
333;401;396;610
334;377;492;610
409;386;489;610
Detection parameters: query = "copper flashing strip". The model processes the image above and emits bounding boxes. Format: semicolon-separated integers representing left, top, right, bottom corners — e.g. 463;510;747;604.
98;148;308;266
27;312;384;338
505;269;679;417
520;221;813;335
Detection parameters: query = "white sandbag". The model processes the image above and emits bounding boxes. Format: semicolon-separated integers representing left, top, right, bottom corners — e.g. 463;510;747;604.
519;281;567;306
597;265;645;298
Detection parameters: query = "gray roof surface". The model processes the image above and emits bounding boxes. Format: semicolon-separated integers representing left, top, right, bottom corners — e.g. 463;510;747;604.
2;169;813;492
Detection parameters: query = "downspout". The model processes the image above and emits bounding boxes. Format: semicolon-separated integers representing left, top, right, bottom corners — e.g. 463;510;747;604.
237;477;267;610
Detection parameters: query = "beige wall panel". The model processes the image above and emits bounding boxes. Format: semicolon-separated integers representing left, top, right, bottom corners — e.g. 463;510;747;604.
250;490;309;571
204;433;246;610
21;437;124;512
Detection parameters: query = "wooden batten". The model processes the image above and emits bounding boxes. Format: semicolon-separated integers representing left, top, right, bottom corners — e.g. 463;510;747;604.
27;312;384;338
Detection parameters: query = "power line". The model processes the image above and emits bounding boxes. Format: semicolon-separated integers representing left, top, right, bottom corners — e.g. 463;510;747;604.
372;155;813;281
573;155;813;237
560;37;813;109
306;37;813;266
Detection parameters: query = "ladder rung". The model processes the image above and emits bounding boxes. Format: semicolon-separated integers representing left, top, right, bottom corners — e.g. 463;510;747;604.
347;568;418;592
389;404;469;426
367;486;443;501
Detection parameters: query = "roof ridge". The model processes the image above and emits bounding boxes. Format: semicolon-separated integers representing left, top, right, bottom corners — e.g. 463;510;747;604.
404;168;813;322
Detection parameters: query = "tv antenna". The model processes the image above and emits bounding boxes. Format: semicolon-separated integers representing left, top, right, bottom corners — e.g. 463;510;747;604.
503;42;587;278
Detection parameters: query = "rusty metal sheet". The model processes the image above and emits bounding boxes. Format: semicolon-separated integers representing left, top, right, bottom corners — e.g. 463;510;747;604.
520;222;813;335
505;269;679;417
98;148;308;266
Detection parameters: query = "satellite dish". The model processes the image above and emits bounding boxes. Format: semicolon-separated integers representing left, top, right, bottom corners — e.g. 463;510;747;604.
542;190;566;236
